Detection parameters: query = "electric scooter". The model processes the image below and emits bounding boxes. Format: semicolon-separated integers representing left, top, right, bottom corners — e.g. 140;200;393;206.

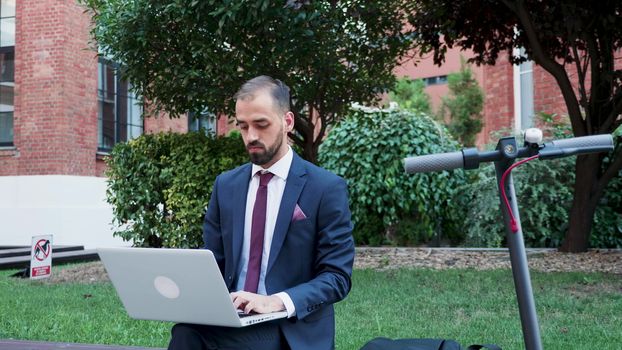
403;130;614;350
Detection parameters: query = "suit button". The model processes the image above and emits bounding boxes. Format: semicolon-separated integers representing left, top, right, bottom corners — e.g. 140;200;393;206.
227;276;232;280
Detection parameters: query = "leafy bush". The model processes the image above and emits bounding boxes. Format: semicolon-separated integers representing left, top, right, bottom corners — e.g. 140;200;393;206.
591;126;622;248
319;105;466;245
459;157;575;247
460;118;622;248
105;131;247;248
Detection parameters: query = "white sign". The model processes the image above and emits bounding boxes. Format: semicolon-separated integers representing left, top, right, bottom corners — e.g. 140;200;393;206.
30;234;53;280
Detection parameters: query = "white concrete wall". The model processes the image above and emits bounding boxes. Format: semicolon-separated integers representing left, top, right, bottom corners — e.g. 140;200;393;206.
0;175;130;249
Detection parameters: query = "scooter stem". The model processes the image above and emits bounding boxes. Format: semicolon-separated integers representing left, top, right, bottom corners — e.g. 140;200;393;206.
494;137;543;350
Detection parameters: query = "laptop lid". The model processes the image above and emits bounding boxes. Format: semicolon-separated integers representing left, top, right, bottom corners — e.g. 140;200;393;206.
97;247;287;328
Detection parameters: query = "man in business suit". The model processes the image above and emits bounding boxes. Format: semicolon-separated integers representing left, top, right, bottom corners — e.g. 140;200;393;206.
167;75;355;350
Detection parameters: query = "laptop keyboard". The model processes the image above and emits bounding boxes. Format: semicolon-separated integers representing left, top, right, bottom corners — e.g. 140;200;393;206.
237;310;255;318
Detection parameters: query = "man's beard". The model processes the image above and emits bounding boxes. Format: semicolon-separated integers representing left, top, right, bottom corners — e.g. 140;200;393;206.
247;131;283;166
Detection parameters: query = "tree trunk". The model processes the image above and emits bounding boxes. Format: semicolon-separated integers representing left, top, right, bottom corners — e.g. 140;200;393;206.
302;137;319;164
290;105;321;164
560;154;602;252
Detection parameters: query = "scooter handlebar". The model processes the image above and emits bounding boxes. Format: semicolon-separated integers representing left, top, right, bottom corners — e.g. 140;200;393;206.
548;134;613;149
403;134;614;174
540;134;614;159
403;151;464;174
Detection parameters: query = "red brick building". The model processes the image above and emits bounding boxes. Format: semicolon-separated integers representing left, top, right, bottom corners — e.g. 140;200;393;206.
0;0;227;248
0;0;230;178
396;47;572;146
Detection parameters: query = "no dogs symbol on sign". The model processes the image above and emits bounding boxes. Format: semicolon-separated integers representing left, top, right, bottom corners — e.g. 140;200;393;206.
30;235;53;279
34;239;51;261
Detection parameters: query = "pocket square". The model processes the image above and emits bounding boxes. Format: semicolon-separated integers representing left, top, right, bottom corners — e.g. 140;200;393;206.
292;204;307;222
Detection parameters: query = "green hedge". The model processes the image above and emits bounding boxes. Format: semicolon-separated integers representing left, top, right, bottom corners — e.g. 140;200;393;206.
319;105;466;245
459;117;622;248
591;144;622;248
105;131;247;248
103;119;620;249
460;154;622;248
458;157;575;247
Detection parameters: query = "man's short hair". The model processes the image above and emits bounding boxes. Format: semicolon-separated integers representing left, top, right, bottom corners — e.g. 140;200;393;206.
234;75;290;114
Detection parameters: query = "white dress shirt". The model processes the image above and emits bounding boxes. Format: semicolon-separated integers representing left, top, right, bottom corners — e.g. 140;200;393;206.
236;146;296;317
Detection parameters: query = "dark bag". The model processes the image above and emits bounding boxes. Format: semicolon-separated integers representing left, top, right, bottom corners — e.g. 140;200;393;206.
360;337;501;350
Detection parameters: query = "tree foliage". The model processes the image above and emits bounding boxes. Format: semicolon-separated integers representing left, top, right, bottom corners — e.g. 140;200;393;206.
407;0;622;252
388;78;432;115
319;105;465;246
439;60;484;147
82;0;414;163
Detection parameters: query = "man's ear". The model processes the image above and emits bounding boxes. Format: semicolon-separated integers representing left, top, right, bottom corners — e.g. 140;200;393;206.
284;111;295;132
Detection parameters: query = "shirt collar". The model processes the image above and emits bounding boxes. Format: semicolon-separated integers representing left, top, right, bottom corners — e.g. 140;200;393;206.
251;146;293;181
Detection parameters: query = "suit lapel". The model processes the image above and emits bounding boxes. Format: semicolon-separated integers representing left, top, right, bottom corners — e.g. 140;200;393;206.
267;153;307;274
231;164;252;276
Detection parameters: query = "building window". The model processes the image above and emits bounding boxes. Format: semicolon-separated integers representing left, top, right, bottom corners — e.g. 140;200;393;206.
513;47;535;131
0;0;15;147
188;109;217;135
423;75;448;86
97;59;143;152
0;0;14;47
519;60;535;129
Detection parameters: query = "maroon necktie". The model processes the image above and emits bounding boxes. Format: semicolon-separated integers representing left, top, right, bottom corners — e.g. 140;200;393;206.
244;171;274;293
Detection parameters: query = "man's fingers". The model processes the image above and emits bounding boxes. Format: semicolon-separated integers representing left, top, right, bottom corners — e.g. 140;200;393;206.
230;291;252;299
240;298;264;314
232;294;248;310
244;301;255;314
231;291;253;311
230;292;282;314
245;298;277;314
232;296;242;309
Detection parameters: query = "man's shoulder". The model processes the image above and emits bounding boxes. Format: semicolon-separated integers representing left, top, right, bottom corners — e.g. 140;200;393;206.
217;162;252;183
294;154;344;183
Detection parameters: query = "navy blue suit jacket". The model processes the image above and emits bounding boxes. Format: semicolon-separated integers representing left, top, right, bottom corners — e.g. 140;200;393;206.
202;152;355;349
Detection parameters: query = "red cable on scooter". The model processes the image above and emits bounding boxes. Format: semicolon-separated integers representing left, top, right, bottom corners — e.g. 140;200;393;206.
500;154;540;233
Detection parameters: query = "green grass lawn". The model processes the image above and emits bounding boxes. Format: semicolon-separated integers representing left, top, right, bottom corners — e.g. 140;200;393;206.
1;264;621;349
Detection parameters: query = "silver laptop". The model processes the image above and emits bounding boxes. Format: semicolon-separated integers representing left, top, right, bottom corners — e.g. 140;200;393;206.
97;247;288;327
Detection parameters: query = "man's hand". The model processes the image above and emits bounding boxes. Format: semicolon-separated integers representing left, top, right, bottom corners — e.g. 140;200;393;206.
230;291;286;314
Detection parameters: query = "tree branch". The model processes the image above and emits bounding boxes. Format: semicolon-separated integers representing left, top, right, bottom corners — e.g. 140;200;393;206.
288;128;304;148
503;0;586;135
571;44;589;121
584;33;605;135
315;112;329;149
602;89;622;132
293;108;311;141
